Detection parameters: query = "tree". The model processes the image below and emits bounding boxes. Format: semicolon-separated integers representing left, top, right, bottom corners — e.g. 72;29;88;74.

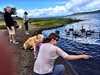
4;7;17;15
0;11;3;14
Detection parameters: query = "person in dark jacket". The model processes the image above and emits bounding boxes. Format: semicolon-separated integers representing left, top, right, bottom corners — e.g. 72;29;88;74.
4;6;19;44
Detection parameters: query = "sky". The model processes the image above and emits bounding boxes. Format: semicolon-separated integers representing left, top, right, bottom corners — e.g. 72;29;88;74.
0;0;100;18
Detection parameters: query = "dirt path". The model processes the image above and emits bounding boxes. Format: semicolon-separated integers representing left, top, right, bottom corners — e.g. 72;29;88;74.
0;27;78;75
1;27;41;75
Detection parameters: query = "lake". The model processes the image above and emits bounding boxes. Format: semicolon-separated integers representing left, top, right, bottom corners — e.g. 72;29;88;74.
42;13;100;75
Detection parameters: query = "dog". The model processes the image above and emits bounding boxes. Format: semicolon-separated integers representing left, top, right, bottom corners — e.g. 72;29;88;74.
23;34;44;50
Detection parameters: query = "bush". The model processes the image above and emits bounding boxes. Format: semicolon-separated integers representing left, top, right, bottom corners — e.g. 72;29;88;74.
0;25;6;29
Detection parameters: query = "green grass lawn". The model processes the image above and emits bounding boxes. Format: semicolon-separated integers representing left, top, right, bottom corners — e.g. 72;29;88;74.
0;19;5;26
0;19;23;29
0;19;6;29
0;18;80;29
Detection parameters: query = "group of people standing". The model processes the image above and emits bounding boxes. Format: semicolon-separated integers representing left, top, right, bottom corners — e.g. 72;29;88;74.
4;6;30;44
3;6;92;75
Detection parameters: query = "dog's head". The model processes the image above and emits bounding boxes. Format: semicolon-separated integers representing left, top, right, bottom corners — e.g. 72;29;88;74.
37;34;44;42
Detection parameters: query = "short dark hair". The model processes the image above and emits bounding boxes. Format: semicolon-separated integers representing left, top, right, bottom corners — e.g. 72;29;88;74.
45;33;60;43
24;11;28;15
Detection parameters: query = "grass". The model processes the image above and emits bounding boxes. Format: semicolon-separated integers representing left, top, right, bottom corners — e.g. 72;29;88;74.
0;18;80;29
30;18;80;28
0;19;6;29
0;19;23;29
0;19;5;26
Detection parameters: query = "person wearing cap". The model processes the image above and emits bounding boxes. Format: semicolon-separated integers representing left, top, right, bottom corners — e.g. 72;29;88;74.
4;6;19;44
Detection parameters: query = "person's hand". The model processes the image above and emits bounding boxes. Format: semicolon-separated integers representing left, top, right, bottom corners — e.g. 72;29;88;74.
82;54;92;59
34;50;36;53
28;19;30;21
33;51;36;56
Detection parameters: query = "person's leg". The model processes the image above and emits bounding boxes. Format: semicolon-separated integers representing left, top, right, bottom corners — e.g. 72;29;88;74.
24;23;27;31
24;22;29;34
52;64;65;75
26;23;28;31
35;73;52;75
10;26;19;44
11;34;15;41
11;34;19;44
9;35;13;43
44;73;52;75
7;27;13;43
24;23;26;30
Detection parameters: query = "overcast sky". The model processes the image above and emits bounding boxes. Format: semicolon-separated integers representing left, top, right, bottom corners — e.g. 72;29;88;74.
0;0;100;18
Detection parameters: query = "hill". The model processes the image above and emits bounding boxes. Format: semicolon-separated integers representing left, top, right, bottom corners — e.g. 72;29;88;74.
70;10;100;15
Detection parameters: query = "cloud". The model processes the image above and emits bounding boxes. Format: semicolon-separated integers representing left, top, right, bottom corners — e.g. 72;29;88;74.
64;0;100;13
84;0;100;11
16;9;25;17
17;6;67;18
64;0;94;12
16;0;100;18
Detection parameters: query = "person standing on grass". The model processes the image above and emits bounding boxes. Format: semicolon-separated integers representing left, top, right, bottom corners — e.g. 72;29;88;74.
23;11;30;35
4;6;19;44
34;33;92;75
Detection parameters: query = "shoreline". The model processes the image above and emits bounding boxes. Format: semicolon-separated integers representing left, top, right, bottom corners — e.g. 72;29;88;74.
1;23;79;75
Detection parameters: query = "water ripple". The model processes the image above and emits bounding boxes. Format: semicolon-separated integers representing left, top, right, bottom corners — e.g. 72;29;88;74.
42;13;100;75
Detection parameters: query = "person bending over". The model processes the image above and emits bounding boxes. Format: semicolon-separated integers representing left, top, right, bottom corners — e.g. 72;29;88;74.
34;33;92;75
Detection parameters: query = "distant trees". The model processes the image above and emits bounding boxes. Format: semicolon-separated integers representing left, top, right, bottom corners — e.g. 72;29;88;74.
0;11;4;19
0;11;3;14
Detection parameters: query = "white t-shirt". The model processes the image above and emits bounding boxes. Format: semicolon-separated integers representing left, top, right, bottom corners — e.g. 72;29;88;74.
34;43;68;74
23;15;29;23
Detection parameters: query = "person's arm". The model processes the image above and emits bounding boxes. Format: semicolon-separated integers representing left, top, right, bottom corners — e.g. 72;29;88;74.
56;46;92;60
4;13;14;30
4;13;11;28
66;54;92;60
33;43;36;53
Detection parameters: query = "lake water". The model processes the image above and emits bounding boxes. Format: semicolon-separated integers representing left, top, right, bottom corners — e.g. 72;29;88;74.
42;13;100;75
